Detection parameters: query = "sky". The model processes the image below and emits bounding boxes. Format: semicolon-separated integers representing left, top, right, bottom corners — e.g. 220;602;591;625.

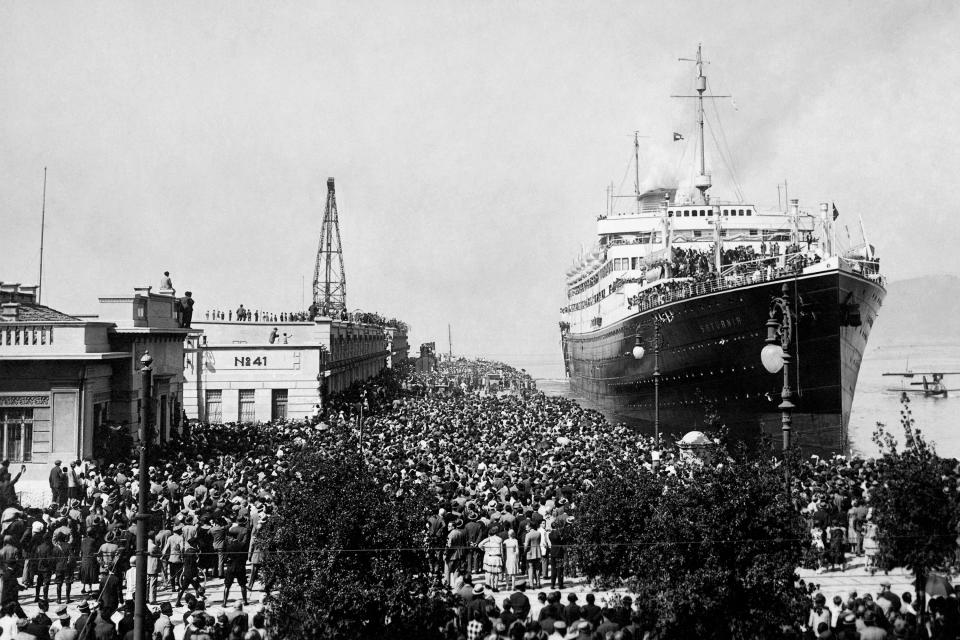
2;1;959;378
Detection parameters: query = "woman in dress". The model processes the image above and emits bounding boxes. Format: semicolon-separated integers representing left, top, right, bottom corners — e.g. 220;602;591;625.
78;528;100;595
502;529;519;590
863;512;880;571
523;524;542;588
477;526;504;592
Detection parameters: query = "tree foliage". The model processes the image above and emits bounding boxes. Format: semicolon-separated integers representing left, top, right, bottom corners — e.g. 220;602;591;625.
575;447;810;639
260;446;453;639
573;464;663;589
871;395;958;586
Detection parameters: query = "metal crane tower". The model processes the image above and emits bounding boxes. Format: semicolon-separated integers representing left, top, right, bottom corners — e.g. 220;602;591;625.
312;177;347;317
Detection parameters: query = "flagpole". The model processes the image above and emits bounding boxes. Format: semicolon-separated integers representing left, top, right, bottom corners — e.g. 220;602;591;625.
38;167;48;305
831;204;838;258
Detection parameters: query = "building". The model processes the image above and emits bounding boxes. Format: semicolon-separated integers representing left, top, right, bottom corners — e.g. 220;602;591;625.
415;342;438;373
182;315;409;422
0;282;194;502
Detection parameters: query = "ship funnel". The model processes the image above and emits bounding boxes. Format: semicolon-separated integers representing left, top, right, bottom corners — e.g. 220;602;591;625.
327;177;335;192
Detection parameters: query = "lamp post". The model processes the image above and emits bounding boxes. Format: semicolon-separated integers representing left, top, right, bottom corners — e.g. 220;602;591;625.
633;317;662;470
134;351;153;640
761;282;795;492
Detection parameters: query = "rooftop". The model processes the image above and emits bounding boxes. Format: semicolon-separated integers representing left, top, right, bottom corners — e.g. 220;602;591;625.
1;302;79;323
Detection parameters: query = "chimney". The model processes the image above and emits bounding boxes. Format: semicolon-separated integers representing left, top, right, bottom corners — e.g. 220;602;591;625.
0;303;19;321
0;283;20;299
17;285;38;303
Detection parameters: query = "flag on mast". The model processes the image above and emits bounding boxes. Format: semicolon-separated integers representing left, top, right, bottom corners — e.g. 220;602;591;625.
832;203;840;221
673;132;684;142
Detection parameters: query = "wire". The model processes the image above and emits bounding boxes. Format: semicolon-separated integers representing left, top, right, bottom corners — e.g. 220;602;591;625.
27;531;947;558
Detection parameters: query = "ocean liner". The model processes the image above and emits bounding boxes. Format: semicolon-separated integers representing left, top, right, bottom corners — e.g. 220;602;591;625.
559;46;885;455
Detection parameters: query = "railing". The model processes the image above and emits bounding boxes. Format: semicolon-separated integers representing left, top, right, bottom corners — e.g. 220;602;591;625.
0;325;54;347
627;266;801;313
840;256;884;285
562;250;886;318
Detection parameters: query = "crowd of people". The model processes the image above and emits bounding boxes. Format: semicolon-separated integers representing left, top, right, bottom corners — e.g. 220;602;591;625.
201;306;311;323
2;357;957;638
199;305;409;330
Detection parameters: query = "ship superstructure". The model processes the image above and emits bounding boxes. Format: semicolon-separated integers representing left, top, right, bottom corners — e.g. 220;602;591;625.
559;46;885;454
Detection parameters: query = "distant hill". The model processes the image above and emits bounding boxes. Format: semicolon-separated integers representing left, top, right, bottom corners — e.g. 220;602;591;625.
869;274;960;347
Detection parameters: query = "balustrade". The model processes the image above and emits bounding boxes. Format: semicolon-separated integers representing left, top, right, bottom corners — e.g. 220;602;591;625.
0;325;54;347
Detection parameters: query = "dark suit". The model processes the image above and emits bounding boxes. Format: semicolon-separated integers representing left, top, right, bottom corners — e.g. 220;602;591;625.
549;528;565;588
179;296;194;328
582;603;602;628
464;520;483;574
565;602;582;624
49;466;66;504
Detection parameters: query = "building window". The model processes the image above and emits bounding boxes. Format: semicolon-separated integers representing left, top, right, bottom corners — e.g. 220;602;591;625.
271;389;288;421
239;389;256;423
205;390;222;424
0;408;33;463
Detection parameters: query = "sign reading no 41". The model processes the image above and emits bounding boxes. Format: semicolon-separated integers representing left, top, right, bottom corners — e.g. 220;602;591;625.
235;356;268;367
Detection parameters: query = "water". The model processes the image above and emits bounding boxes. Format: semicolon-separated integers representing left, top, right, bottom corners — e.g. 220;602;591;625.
533;341;960;459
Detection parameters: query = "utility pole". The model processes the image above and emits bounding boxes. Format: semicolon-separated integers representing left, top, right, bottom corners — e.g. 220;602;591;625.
448;324;452;360
38;168;47;305
134;351;153;640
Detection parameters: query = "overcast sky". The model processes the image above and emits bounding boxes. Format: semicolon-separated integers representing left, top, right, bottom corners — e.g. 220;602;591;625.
3;2;958;377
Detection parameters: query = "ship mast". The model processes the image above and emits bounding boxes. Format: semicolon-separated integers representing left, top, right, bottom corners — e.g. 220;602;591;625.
674;44;730;205
634;131;641;216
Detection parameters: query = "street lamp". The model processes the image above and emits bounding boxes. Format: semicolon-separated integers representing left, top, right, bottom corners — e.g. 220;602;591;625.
761;282;795;454
134;350;153;640
633;318;662;470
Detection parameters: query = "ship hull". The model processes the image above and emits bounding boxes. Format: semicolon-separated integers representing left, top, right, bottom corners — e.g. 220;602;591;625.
561;268;884;455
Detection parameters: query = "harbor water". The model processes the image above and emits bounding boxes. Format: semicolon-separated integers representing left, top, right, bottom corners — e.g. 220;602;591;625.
533;341;960;459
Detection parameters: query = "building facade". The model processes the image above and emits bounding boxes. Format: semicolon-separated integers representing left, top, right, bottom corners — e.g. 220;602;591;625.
182;317;408;423
0;282;194;502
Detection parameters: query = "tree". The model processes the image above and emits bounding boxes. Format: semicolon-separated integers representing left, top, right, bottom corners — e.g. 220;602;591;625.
572;464;663;589
574;445;810;639
870;394;958;624
260;445;453;639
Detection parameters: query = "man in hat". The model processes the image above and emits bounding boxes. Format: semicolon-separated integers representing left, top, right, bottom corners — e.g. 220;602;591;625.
162;524;185;593
180;291;195;328
73;600;92;632
549;620;567;640
877;580;901;613
445;520;466;588
49;461;65;506
0;534;23;605
48;604;70;638
222;515;250;606
548;521;566;590
464;511;483;576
